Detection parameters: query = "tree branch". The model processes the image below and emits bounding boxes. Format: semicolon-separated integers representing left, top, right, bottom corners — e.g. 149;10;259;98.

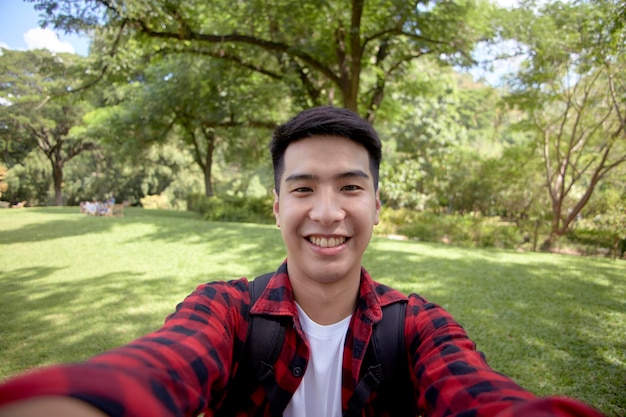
127;18;342;87
152;47;283;80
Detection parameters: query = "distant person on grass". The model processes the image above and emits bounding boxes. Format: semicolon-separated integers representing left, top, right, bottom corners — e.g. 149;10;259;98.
0;107;604;417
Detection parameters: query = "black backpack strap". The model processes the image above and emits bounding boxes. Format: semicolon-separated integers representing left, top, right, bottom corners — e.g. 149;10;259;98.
247;273;290;416
344;299;415;417
217;273;290;417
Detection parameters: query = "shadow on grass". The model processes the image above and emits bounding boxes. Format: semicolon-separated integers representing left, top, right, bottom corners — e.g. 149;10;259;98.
365;240;625;416
129;216;286;276
0;217;109;244
0;266;187;379
0;208;200;244
0;208;285;380
1;208;285;277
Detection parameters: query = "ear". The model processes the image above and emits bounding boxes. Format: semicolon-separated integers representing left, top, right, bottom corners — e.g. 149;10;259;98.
374;188;381;226
273;189;280;227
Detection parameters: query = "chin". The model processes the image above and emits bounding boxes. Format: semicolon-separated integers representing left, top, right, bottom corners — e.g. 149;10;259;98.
308;262;359;284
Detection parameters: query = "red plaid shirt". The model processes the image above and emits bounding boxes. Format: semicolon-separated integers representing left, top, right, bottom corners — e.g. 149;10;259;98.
0;261;603;417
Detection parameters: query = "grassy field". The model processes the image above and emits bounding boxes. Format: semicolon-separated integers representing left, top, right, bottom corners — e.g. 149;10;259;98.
1;207;624;416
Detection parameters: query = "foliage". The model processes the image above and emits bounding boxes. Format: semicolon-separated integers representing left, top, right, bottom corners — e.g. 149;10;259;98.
572;182;626;259
140;194;170;210
187;193;274;224
565;227;624;258
380;157;431;210
488;141;547;220
502;0;626;244
0;48;97;205
32;0;496;119
60;140;204;209
81;52;286;197
378;208;522;249
376;60;521;214
3;151;52;206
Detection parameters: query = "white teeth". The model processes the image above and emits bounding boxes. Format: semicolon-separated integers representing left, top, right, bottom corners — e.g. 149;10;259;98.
309;236;346;247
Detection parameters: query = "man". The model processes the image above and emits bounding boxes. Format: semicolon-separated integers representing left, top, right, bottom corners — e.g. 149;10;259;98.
0;107;604;416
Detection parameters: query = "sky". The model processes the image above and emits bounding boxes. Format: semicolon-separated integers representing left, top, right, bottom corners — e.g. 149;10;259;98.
0;1;90;55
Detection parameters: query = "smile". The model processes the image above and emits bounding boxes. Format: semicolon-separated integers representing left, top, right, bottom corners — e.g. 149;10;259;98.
308;236;347;248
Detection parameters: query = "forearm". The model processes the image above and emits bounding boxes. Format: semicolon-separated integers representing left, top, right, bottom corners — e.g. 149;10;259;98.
0;397;107;417
0;363;168;417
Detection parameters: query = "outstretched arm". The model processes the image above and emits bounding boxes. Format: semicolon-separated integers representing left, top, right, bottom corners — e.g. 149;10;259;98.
405;294;604;417
0;279;252;417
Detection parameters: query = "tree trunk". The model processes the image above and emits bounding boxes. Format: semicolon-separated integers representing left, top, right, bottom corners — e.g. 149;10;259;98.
203;163;213;197
532;220;540;252
52;160;64;206
342;88;358;113
540;234;556;252
202;128;215;197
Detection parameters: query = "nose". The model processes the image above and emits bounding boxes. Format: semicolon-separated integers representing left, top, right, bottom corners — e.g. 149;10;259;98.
309;189;345;225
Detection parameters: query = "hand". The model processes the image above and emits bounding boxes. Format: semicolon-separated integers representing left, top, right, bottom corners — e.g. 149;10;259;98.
0;397;108;417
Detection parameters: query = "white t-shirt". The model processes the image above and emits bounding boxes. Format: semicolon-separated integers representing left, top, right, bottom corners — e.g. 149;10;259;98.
283;304;352;417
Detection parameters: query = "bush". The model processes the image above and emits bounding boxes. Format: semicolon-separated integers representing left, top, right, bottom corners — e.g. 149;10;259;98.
564;227;625;258
378;209;521;249
140;194;171;210
187;194;274;224
471;219;520;249
567;228;614;248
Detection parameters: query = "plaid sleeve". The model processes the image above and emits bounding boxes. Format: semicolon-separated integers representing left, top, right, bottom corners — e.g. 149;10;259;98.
406;294;604;417
0;278;251;417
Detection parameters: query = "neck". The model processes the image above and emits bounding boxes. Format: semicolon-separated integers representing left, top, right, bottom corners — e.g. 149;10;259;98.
289;274;360;325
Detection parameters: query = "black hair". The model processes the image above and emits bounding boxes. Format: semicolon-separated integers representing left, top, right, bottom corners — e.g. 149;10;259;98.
270;106;382;193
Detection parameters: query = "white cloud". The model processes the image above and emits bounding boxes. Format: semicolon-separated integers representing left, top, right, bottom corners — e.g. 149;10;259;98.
497;0;521;8
23;27;75;54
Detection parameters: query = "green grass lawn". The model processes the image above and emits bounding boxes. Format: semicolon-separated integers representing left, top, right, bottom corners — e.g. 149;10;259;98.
1;207;624;416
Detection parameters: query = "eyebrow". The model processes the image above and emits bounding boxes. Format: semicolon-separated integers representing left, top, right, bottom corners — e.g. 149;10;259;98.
284;170;370;183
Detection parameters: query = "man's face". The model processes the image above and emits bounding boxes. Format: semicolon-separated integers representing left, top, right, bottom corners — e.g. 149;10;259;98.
273;135;381;287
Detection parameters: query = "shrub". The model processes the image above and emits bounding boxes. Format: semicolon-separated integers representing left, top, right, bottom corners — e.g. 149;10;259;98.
471;218;520;249
378;209;521;249
140;194;170;210
564;227;624;258
567;228;614;248
187;194;274;224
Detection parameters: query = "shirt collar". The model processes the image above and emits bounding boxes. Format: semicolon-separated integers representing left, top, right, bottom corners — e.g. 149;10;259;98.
250;260;408;324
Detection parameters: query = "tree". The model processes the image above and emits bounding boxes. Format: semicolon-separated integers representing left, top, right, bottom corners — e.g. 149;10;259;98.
3;150;53;206
32;0;495;121
504;0;626;246
378;59;506;212
61;138;203;207
83;53;287;197
0;48;97;206
584;176;626;259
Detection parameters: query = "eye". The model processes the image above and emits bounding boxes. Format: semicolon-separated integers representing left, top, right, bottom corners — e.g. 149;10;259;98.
342;185;362;191
291;187;313;193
